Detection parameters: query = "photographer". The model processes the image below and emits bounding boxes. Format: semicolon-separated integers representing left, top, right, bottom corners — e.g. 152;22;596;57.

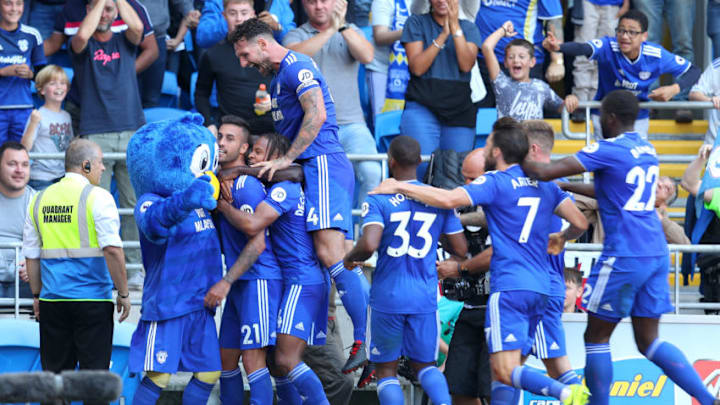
435;148;492;405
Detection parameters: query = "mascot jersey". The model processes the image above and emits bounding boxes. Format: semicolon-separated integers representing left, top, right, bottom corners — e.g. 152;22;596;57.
262;180;325;285
217;175;282;280
270;50;344;159
135;193;223;321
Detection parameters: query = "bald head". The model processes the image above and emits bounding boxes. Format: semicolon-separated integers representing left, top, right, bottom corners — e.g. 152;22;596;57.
65;138;100;171
462;148;485;184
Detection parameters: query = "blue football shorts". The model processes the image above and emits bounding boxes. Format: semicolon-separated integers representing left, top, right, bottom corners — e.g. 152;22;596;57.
219;279;283;350
527;296;567;359
129;309;221;373
277;281;329;346
485;291;548;354
301;152;354;238
584;255;673;322
369;309;439;364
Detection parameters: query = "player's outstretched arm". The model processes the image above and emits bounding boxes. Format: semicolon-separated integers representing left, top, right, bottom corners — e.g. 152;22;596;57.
204;232;265;308
370;179;471;209
481;21;516;81
557;181;595;198
522;156;585;182
218;164;304;184
216;199;280;237
344;224;382;269
548;198;589;255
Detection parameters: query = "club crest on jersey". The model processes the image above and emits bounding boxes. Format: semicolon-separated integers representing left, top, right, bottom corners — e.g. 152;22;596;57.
298;69;314;83
139;200;153;213
639;71;651;80
156;351;168;364
582;143;599;153
271;187;287;203
472;175;487;185
17;39;28;52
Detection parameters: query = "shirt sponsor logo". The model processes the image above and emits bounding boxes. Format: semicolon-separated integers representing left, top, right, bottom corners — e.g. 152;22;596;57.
93;49;120;66
298;69;314;83
481;0;517;6
0;55;27;64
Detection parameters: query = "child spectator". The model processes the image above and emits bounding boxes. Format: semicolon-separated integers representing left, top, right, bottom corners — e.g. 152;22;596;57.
20;65;72;191
481;21;578;121
0;0;46;145
563;267;583;313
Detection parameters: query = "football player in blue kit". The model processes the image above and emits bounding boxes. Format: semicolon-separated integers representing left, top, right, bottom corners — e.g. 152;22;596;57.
522;89;720;405
344;136;468;405
200;116;282;405
543;10;701;139
371;119;590;405
229;17;370;373
218;132;330;405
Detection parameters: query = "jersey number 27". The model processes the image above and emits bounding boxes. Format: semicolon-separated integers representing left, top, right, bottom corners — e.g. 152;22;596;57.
387;211;437;258
623;166;659;211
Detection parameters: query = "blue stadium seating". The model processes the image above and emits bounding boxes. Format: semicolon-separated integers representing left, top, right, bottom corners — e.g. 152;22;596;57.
159;71;180;108
475;108;497;148
0;319;140;405
143;107;189;123
374;110;402;152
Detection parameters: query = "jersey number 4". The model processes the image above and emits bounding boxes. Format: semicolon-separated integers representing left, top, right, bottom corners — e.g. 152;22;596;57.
387;211;437;258
623;166;659;211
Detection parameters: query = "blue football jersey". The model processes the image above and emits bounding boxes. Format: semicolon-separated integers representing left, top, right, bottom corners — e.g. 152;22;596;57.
475;0;562;64
362;180;463;314
262;181;325;285
217;175;282;280
547;177;573;298
462;165;570;295
575;132;669;257
589;36;691;119
135;193;223;321
270;51;344;159
0;24;46;109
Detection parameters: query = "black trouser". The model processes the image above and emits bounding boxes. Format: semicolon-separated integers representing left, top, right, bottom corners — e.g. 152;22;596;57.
444;306;491;400
39;300;114;405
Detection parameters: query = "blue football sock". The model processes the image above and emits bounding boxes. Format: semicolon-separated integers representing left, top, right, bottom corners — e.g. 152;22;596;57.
133;376;163;405
287;362;329;405
182;377;215;405
585;343;612;405
645;339;716;405
558;369;583;386
418;366;451;405
247;367;273;405
220;369;245;405
328;261;368;342
377;377;404;405
275;377;302;405
490;381;518;405
511;366;567;401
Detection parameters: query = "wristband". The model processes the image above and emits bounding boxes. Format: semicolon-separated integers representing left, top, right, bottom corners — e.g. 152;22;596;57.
338;25;349;32
118;292;129;299
223;274;234;284
432;39;445;50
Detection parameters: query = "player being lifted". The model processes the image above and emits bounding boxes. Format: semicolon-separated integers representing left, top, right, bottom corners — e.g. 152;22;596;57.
344;136;468;405
522;89;720;405
229;18;370;372
372;119;590;405
201;116;283;405
217;132;331;405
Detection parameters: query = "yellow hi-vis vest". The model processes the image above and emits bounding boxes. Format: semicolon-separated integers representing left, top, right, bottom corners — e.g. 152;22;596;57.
30;175;113;301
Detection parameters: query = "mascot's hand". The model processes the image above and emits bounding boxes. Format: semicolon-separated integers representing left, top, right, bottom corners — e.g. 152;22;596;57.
180;175;218;212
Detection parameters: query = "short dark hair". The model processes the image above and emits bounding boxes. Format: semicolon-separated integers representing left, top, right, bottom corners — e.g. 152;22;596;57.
257;133;289;160
564;267;583;286
229;18;274;44
0;141;27;164
522;120;554;155
619;10;648;32
491;117;528;165
388;135;421;168
504;38;534;58
220;115;250;134
601;90;639;127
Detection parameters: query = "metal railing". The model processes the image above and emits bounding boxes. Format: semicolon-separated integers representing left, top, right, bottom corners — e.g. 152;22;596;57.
561;100;715;143
4;241;720;317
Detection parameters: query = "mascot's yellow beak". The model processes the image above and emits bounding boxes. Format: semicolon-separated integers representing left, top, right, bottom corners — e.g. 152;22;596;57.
203;171;221;200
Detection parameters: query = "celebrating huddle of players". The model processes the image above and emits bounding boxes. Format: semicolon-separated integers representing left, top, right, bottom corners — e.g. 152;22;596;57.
124;17;720;405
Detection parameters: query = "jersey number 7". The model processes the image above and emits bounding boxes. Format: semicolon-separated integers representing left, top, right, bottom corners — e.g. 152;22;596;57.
387;211;437;258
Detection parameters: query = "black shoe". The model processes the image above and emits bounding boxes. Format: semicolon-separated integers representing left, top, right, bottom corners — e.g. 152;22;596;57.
356;362;376;388
675;109;693;123
342;340;367;374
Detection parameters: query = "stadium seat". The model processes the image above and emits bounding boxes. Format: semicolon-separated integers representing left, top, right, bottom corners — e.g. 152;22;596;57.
189;72;219;111
143;107;189;123
475;108;497;148
111;322;141;405
159;71;180;108
374;110;402;152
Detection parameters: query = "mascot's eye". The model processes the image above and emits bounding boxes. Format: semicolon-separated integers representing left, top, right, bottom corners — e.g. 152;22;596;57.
190;144;212;175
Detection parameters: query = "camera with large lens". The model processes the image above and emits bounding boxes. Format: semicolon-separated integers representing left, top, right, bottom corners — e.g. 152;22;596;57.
442;274;488;302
